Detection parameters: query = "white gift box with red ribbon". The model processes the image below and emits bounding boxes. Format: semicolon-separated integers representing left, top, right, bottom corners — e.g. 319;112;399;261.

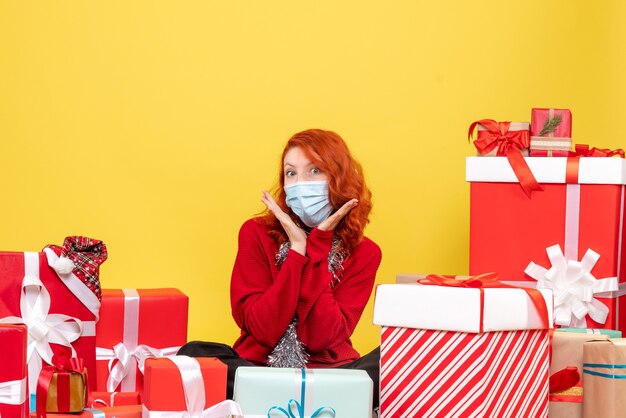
373;282;553;418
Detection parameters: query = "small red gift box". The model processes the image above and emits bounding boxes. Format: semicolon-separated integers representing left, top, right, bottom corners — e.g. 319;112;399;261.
95;289;188;393
0;324;28;418
88;392;141;408
0;242;104;405
143;356;238;418
530;108;573;157
467;155;626;332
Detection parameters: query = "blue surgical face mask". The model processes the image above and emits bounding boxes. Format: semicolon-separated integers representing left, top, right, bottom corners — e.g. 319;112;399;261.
284;181;333;228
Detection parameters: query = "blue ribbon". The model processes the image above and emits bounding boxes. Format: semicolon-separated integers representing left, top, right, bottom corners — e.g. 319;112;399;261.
83;408;106;418
583;363;626;379
267;369;336;418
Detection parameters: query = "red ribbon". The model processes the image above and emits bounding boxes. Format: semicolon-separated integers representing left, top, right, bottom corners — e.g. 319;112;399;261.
565;144;625;184
36;352;88;418
418;272;550;333
569;144;625;158
469;120;543;198
549;366;580;394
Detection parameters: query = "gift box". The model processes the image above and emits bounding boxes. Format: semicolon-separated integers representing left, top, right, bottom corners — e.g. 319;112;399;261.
95;288;188;392
88;392;141;408
143;356;239;418
373;279;553;418
583;338;626;418
468;119;540;197
470;120;531;157
557;328;622;338
467;156;626;332
0;324;28;418
36;356;88;417
30;405;142;418
530;108;573;157
0;238;106;407
233;367;372;418
549;331;612;418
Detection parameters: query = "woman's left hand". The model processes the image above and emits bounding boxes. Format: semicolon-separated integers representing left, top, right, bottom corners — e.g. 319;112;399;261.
318;198;359;231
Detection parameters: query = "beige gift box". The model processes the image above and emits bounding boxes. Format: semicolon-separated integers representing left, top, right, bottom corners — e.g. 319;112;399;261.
583;338;626;418
549;332;610;418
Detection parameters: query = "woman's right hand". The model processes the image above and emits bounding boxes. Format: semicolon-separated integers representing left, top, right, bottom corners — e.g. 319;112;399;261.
261;190;307;255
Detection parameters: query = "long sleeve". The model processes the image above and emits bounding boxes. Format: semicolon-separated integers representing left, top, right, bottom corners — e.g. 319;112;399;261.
296;229;382;353
230;219;308;349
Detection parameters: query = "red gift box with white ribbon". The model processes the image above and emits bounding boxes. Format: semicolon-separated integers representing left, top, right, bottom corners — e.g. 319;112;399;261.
0;324;28;418
143;356;239;418
467;154;626;332
0;246;103;408
95;289;188;393
373;277;553;418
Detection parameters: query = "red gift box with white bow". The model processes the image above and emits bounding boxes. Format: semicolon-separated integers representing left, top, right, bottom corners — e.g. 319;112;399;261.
0;238;105;409
95;289;188;393
467;155;626;332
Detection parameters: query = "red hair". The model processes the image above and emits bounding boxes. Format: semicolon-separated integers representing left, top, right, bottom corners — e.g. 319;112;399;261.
259;129;373;253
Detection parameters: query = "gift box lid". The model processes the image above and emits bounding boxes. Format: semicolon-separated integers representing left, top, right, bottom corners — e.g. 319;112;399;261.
466;156;626;185
373;283;553;332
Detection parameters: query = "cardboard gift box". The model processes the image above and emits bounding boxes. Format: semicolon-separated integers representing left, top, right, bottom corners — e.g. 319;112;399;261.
0;239;105;406
558;328;622;338
88;392;141;408
467;156;626;332
95;288;188;392
0;324;28;418
530;108;573;157
143;356;239;418
549;331;615;418
30;405;142;418
469;119;541;197
233;367;372;418
373;280;553;418
583;338;626;418
36;356;88;417
470;120;531;157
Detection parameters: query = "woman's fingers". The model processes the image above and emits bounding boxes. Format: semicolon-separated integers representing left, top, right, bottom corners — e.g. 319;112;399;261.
318;198;358;231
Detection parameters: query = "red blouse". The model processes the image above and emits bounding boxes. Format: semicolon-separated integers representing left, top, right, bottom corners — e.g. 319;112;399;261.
231;218;382;367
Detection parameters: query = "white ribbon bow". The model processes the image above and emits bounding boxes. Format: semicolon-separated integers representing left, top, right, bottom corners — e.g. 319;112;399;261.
0;378;27;405
0;252;84;396
525;244;619;328
96;343;180;392
142;356;242;418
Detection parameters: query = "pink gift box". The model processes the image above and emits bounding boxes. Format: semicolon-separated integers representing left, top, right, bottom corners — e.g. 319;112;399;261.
530;108;572;156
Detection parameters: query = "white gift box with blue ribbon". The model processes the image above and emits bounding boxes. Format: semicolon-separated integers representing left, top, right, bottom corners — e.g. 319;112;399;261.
233;367;372;418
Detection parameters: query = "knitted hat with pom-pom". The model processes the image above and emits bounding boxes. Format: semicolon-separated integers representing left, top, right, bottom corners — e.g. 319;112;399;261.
45;236;108;300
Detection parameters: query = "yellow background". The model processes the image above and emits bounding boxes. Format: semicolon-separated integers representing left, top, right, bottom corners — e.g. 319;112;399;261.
1;1;625;355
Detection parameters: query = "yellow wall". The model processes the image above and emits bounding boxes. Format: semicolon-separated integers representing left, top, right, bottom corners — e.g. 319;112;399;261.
1;1;624;355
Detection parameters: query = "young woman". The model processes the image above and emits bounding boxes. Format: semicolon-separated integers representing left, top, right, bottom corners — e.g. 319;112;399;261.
179;129;382;405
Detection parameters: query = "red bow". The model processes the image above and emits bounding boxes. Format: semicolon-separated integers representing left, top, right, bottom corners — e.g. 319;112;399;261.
569;144;625;158
549;366;580;394
469;119;542;198
418;272;550;333
565;144;625;184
